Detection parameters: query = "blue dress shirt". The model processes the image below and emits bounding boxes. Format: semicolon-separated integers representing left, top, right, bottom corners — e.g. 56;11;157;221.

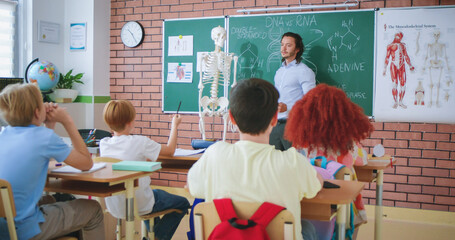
274;59;316;119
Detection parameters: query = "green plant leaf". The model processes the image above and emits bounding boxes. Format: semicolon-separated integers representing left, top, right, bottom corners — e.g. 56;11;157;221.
55;69;84;89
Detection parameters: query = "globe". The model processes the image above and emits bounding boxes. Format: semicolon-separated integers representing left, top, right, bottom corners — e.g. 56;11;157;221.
26;60;59;92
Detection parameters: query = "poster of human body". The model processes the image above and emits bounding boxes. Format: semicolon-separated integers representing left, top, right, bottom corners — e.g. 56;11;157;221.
374;7;455;123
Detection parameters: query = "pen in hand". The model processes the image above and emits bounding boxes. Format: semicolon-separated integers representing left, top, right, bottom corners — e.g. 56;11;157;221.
176;101;182;114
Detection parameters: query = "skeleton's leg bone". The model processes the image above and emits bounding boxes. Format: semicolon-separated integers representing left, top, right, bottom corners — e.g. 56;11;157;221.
436;68;443;106
199;117;206;140
222;111;229;141
429;68;434;107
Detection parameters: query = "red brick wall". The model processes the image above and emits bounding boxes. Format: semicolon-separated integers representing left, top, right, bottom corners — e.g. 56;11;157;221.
110;0;455;212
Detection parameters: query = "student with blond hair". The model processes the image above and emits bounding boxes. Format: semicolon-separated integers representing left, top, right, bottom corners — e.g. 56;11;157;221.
0;83;105;240
100;99;190;240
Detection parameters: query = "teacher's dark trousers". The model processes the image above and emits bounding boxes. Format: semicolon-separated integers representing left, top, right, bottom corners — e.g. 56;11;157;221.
269;119;292;151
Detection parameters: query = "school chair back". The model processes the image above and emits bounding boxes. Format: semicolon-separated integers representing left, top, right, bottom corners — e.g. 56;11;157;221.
0;179;17;240
193;200;295;240
1;179;77;240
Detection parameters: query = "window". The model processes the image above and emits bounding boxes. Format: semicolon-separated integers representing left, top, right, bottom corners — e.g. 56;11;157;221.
0;0;17;77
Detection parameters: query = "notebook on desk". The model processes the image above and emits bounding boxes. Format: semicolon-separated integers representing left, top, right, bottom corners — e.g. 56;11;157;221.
112;161;162;172
51;162;106;173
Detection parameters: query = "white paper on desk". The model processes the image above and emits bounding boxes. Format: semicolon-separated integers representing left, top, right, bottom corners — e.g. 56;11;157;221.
174;148;205;157
51;162;106;173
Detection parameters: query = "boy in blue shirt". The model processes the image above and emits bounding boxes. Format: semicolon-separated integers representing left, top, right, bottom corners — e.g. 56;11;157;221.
0;83;104;240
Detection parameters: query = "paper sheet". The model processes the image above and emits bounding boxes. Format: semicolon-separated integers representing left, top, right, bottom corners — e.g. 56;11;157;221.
51;162;106;173
173;148;205;157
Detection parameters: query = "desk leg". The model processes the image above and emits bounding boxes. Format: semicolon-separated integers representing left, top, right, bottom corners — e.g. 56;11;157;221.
336;204;347;240
125;180;135;240
374;169;384;240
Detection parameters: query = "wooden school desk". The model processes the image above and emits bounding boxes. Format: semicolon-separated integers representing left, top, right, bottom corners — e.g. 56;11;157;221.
301;179;364;240
46;162;157;240
354;155;396;240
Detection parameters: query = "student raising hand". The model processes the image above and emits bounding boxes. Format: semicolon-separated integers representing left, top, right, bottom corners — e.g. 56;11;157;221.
160;114;182;156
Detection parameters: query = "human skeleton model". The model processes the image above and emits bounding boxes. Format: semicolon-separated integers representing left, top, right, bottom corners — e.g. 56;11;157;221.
383;32;415;109
198;26;238;141
423;30;451;107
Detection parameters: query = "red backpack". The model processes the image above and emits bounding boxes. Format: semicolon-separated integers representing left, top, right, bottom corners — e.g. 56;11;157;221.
208;198;285;240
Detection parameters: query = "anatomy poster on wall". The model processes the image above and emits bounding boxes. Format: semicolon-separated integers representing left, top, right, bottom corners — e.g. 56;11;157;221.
167;62;193;83
374;7;455;123
168;35;193;56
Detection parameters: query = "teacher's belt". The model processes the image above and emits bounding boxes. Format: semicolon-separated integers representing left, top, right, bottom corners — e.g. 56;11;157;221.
277;119;287;124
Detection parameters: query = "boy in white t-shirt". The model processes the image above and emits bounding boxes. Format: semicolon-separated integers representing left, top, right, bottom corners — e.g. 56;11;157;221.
187;78;323;240
100;100;190;240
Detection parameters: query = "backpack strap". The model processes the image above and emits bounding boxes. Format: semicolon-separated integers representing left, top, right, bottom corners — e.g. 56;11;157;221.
249;202;285;227
213;198;238;222
311;156;329;169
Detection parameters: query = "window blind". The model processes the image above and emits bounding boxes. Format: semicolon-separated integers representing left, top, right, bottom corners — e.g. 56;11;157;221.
0;0;17;77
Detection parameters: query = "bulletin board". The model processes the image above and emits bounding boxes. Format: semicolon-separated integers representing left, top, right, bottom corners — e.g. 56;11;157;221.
162;17;226;113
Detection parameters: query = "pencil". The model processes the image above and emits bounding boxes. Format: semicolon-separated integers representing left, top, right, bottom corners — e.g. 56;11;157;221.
176;101;182;114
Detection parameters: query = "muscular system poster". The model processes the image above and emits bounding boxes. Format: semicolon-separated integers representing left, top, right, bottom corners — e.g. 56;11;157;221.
374;7;455;123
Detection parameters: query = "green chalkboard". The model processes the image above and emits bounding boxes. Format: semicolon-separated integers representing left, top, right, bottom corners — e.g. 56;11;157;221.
163;17;225;112
229;10;375;116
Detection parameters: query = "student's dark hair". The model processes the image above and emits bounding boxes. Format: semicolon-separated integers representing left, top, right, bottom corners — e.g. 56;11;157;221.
281;32;304;64
229;78;279;135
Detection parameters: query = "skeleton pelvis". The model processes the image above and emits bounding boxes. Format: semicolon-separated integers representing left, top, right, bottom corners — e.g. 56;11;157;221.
201;96;228;114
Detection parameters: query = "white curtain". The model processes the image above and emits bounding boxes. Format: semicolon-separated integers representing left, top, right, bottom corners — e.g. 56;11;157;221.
0;0;17;77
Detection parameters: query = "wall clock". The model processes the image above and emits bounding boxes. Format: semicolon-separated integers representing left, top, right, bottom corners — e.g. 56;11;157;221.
120;21;144;48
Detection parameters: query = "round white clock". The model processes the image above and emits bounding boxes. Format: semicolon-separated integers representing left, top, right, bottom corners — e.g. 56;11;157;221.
120;21;144;48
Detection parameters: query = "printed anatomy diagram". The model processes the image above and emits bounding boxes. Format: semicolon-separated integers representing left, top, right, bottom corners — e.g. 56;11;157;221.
423;30;451;107
383;32;415;109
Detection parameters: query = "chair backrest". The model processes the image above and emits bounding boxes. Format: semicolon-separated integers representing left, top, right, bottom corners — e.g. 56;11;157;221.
0;179;18;240
194;201;294;240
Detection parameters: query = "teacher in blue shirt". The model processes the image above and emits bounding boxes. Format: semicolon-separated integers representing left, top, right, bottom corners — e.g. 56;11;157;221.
270;32;316;150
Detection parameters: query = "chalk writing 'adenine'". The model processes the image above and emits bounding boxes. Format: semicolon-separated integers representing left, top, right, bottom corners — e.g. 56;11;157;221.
327;62;366;73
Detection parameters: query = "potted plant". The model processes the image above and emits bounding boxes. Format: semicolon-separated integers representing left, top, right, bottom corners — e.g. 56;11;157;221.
49;69;84;103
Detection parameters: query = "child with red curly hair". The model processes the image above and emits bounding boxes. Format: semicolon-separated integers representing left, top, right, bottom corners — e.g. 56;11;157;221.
285;83;374;239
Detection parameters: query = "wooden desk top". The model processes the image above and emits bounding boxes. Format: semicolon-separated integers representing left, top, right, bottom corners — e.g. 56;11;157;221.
48;162;153;184
355;155;396;171
158;154;201;161
45;179;125;197
300;180;364;220
157;154;200;171
301;180;364;205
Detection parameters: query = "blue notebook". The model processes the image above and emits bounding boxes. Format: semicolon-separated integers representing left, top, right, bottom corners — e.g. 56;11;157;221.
112;161;161;172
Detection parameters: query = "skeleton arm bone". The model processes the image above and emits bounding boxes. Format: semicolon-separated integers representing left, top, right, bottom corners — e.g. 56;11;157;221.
232;56;238;88
402;44;415;71
442;44;450;70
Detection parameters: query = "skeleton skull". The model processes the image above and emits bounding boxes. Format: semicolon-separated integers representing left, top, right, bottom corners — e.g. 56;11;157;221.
433;30;440;40
211;26;226;49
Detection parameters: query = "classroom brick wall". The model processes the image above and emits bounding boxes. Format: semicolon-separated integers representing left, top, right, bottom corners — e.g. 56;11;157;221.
110;0;455;212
